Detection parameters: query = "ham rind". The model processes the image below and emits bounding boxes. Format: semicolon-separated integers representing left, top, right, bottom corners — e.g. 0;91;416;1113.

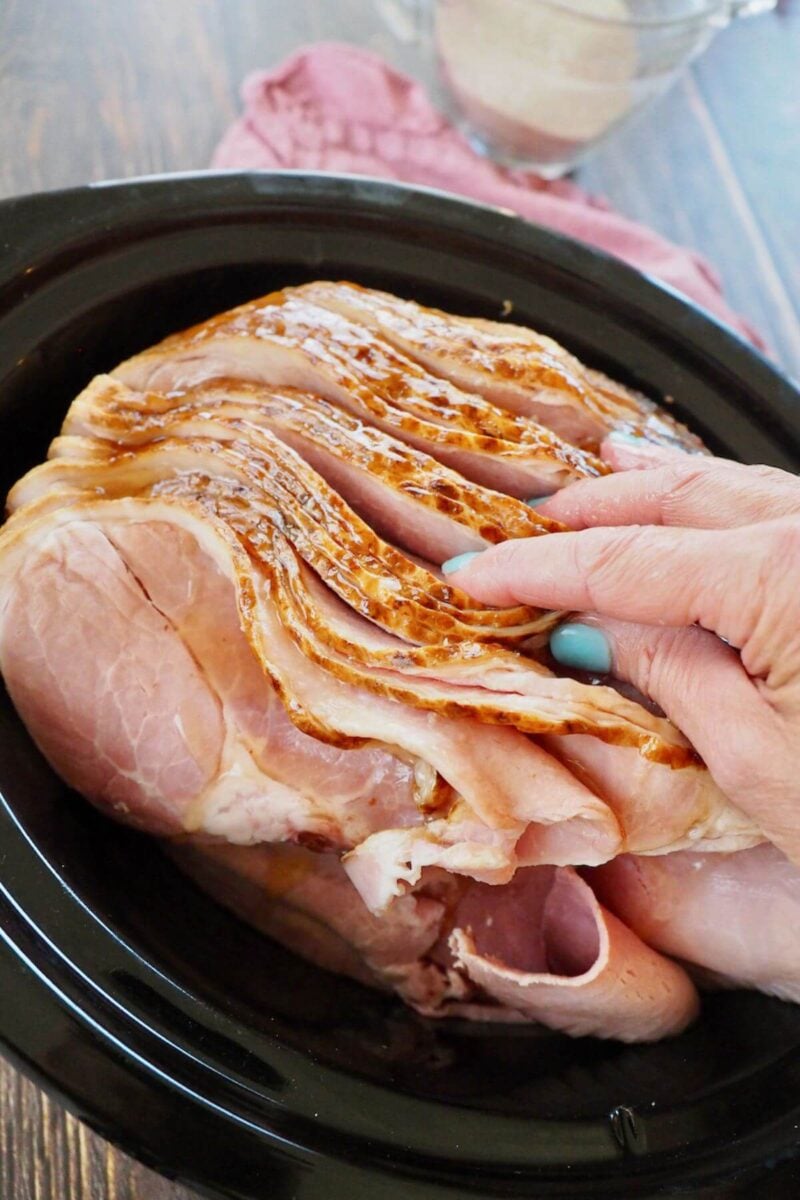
589;846;800;1004
63;374;561;560
449;866;699;1040
0;497;621;878
171;839;699;1040
112;291;606;496
297;281;703;452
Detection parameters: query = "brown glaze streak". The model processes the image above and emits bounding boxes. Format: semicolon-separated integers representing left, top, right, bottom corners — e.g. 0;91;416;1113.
118;291;607;480
296;281;703;451
64;375;564;543
53;387;557;636
19;441;556;645
263;533;698;766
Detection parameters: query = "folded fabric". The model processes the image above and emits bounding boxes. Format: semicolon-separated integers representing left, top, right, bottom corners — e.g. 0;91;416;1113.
212;42;763;349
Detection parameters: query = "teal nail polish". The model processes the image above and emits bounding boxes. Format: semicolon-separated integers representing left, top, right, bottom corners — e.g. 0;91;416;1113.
525;494;553;509
441;551;481;575
549;623;612;673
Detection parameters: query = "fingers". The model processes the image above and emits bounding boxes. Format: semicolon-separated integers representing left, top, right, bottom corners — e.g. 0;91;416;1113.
536;438;800;532
551;616;800;866
445;522;772;644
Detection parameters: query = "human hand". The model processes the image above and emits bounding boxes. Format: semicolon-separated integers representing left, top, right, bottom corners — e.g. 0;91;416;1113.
442;435;800;864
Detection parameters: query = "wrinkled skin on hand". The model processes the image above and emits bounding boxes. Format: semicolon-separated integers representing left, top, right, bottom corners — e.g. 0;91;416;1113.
448;436;800;865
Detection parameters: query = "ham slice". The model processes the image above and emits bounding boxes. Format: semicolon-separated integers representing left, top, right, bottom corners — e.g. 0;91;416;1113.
0;508;425;847
113;291;606;496
541;734;760;856
168;839;458;1005
449;865;699;1040
590;846;800;1004
13;438;552;643
295;281;704;452
172;839;699;1040
63;374;560;561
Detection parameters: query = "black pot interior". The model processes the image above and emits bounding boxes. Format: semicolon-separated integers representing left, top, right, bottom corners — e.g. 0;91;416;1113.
2;173;800;1198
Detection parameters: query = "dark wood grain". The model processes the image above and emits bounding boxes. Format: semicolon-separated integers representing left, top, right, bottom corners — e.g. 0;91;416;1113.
0;3;798;1198
1;1061;197;1200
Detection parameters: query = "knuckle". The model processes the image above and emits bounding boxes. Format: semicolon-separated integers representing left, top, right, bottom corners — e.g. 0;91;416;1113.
660;464;717;519
629;626;696;702
577;526;647;609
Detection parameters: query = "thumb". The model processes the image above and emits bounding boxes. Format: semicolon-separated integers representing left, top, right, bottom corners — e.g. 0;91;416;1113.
550;615;800;865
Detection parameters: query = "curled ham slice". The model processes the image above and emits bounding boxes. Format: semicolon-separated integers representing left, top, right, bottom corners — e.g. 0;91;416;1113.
449;866;699;1040
171;839;699;1041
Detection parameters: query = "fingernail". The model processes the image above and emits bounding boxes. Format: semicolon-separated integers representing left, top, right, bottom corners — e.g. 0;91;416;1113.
441;551;481;575
549;623;612;673
524;494;553;509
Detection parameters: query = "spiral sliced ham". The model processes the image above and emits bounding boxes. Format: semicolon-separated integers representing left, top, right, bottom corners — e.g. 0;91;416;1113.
113;290;607;496
0;499;621;881
62;374;561;560
0;279;777;1043
8;435;699;766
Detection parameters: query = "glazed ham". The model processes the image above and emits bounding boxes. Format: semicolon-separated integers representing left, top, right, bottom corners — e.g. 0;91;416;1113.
291;281;704;452
0;282;775;1042
113;290;608;496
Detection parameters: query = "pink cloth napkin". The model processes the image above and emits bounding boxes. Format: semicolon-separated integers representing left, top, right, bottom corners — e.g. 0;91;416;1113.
213;42;763;348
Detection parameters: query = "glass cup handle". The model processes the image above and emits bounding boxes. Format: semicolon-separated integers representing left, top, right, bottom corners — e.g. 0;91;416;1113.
727;0;777;15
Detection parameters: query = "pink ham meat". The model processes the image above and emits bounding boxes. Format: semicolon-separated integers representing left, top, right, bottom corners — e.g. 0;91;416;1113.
296;281;703;452
590;845;800;1003
0;507;424;846
171;839;698;1040
112;290;607;497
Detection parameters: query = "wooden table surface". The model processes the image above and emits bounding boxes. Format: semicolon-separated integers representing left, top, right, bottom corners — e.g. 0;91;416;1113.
0;2;799;1197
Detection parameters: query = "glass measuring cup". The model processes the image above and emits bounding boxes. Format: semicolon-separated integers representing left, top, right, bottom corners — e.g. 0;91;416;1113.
381;0;777;176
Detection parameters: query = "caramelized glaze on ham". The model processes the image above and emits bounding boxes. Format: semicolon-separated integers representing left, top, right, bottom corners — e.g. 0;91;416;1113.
293;281;704;452
113;291;607;496
0;280;772;1042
